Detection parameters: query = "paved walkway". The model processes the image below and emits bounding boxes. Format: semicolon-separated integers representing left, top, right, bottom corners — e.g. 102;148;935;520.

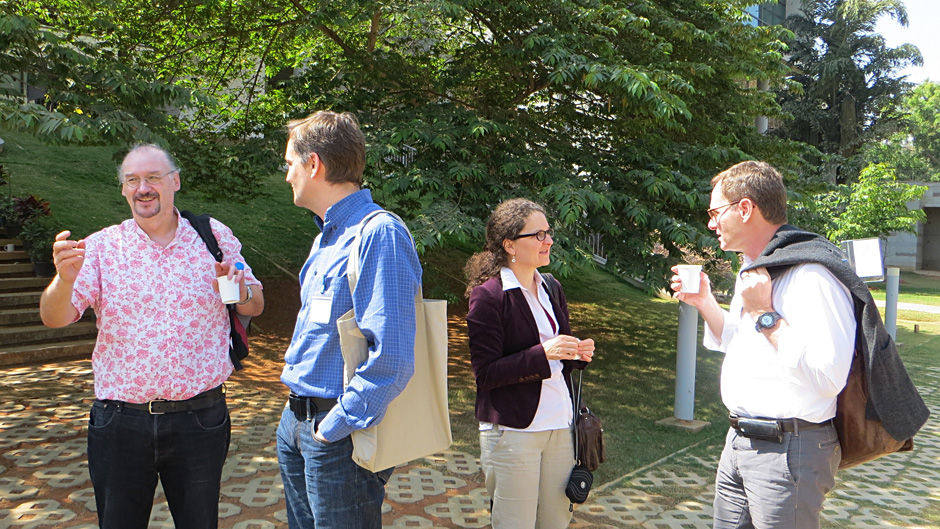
874;299;940;315
1;358;938;528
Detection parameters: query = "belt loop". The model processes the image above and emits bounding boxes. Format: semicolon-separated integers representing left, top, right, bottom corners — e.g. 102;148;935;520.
791;418;799;436
305;398;312;421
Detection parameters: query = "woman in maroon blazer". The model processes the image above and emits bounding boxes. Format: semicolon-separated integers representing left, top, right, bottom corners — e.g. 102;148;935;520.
465;198;595;528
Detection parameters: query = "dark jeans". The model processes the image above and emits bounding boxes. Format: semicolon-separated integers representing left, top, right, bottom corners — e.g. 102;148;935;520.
276;406;393;529
87;396;231;529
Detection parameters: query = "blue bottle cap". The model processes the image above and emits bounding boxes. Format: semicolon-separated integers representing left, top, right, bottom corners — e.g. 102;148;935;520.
235;262;245;271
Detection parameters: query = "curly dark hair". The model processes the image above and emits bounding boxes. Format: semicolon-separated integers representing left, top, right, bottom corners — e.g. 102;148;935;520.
464;198;546;297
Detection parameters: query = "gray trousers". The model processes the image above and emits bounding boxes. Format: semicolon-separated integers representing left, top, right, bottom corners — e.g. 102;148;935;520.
713;423;841;529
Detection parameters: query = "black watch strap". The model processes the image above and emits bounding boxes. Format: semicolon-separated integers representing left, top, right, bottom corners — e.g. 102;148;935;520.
755;311;782;332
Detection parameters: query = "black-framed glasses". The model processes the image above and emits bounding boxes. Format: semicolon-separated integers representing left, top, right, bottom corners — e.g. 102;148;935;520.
123;169;176;189
706;200;741;222
513;228;554;241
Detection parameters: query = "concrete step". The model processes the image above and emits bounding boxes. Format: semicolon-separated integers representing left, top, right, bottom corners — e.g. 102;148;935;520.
0;277;49;292
0;339;95;367
0;308;43;326
0;262;36;276
0;251;29;261
0;322;98;347
0;291;42;308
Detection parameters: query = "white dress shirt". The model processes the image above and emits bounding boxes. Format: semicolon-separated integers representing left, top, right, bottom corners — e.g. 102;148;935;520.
479;268;573;432
704;262;855;423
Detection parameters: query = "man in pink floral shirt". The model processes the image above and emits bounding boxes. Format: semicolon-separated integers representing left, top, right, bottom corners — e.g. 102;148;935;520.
40;144;264;529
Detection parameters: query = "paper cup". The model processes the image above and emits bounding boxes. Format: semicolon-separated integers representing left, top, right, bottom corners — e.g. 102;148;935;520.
4;244;14;252
218;276;241;304
676;265;702;294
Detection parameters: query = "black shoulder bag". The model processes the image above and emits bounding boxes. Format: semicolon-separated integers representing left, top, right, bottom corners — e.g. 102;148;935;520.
180;210;251;371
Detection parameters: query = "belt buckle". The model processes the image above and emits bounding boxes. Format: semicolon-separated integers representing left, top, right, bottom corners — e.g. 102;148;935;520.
149;399;167;415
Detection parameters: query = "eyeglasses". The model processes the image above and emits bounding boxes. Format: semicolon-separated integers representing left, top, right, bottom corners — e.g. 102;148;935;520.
706;200;741;222
123;169;176;189
513;228;554;241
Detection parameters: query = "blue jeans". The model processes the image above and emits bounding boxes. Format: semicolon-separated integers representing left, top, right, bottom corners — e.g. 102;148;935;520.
276;406;393;529
86;397;230;529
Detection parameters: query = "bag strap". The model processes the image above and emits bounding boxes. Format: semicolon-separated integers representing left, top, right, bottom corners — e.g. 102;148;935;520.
540;272;561;306
344;209;423;312
180;210;224;262
180;210;249;369
570;369;584;464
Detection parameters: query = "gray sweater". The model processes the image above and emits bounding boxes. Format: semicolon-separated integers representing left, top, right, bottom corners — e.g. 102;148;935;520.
742;225;929;441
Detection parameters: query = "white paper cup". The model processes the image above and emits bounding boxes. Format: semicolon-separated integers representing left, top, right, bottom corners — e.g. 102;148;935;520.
218;276;241;304
4;244;14;252
676;265;702;294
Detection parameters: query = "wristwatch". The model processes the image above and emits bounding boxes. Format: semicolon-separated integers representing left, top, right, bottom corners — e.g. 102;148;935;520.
237;285;253;305
755;311;782;332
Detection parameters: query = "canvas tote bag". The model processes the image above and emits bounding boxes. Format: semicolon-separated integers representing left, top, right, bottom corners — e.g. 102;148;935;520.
337;210;452;471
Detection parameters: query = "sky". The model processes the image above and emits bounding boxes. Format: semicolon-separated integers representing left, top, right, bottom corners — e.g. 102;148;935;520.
874;0;938;84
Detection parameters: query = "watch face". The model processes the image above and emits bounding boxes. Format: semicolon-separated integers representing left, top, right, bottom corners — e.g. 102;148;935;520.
760;314;774;327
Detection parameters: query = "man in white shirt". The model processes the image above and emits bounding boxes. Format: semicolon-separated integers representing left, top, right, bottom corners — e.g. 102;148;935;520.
670;161;854;529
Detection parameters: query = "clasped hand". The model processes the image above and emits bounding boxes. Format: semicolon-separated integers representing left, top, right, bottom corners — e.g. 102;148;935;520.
543;335;595;362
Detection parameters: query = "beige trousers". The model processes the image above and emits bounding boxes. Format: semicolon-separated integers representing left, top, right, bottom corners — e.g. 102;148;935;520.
479;426;575;529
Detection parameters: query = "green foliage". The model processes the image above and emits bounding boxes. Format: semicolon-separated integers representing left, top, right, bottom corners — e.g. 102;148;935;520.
19;214;59;262
822;162;926;241
0;6;197;145
6;0;810;285
169;131;283;202
775;0;922;184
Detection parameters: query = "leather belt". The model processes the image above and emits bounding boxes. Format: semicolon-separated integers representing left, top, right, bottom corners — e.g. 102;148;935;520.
288;393;337;421
106;385;225;415
729;414;832;433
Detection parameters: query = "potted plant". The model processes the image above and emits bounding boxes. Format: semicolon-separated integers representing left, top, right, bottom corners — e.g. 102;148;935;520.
0;195;13;231
7;194;51;237
0;166;11;229
20;217;60;277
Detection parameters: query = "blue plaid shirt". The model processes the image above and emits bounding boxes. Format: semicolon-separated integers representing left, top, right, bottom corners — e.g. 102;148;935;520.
281;190;422;441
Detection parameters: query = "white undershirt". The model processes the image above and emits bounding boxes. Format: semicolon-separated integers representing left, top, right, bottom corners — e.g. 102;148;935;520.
704;261;855;423
479;268;573;432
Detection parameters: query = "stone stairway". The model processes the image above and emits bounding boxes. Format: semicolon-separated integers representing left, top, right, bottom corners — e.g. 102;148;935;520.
0;229;97;366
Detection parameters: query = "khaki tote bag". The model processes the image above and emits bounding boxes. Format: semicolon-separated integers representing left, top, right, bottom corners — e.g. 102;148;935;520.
337;210;452;471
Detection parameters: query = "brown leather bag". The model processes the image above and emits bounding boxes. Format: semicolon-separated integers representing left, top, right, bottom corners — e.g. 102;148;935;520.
834;353;913;469
576;405;607;472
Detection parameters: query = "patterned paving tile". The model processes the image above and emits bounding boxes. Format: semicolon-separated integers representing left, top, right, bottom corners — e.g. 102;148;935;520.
387;467;467;504
423;488;491;528
423;451;481;475
582;488;665;525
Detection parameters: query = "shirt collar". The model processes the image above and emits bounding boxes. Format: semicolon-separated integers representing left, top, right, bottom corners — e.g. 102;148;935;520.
500;267;543;293
129;207;189;248
316;188;372;231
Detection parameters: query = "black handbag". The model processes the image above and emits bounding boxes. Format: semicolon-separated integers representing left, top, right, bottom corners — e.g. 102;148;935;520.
566;370;599;504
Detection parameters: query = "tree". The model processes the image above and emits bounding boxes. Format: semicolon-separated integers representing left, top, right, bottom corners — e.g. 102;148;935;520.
0;5;196;144
823;162;926;242
7;0;802;286
775;0;922;184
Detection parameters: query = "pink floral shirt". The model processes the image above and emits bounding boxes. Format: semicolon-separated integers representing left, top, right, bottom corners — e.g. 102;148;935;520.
72;211;260;403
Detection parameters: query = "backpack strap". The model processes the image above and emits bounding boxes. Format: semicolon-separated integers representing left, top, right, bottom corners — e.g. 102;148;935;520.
180;210;249;370
180;210;223;263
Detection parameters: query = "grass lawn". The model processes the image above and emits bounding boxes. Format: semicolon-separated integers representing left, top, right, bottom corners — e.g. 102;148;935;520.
869;271;940;307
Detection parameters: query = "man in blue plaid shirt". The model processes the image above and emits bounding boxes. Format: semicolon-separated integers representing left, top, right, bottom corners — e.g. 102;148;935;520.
276;111;422;529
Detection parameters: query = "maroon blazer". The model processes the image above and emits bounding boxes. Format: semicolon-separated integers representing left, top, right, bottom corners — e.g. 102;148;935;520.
466;275;586;429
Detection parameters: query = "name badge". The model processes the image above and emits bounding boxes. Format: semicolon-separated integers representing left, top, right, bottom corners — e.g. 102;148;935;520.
308;296;333;324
